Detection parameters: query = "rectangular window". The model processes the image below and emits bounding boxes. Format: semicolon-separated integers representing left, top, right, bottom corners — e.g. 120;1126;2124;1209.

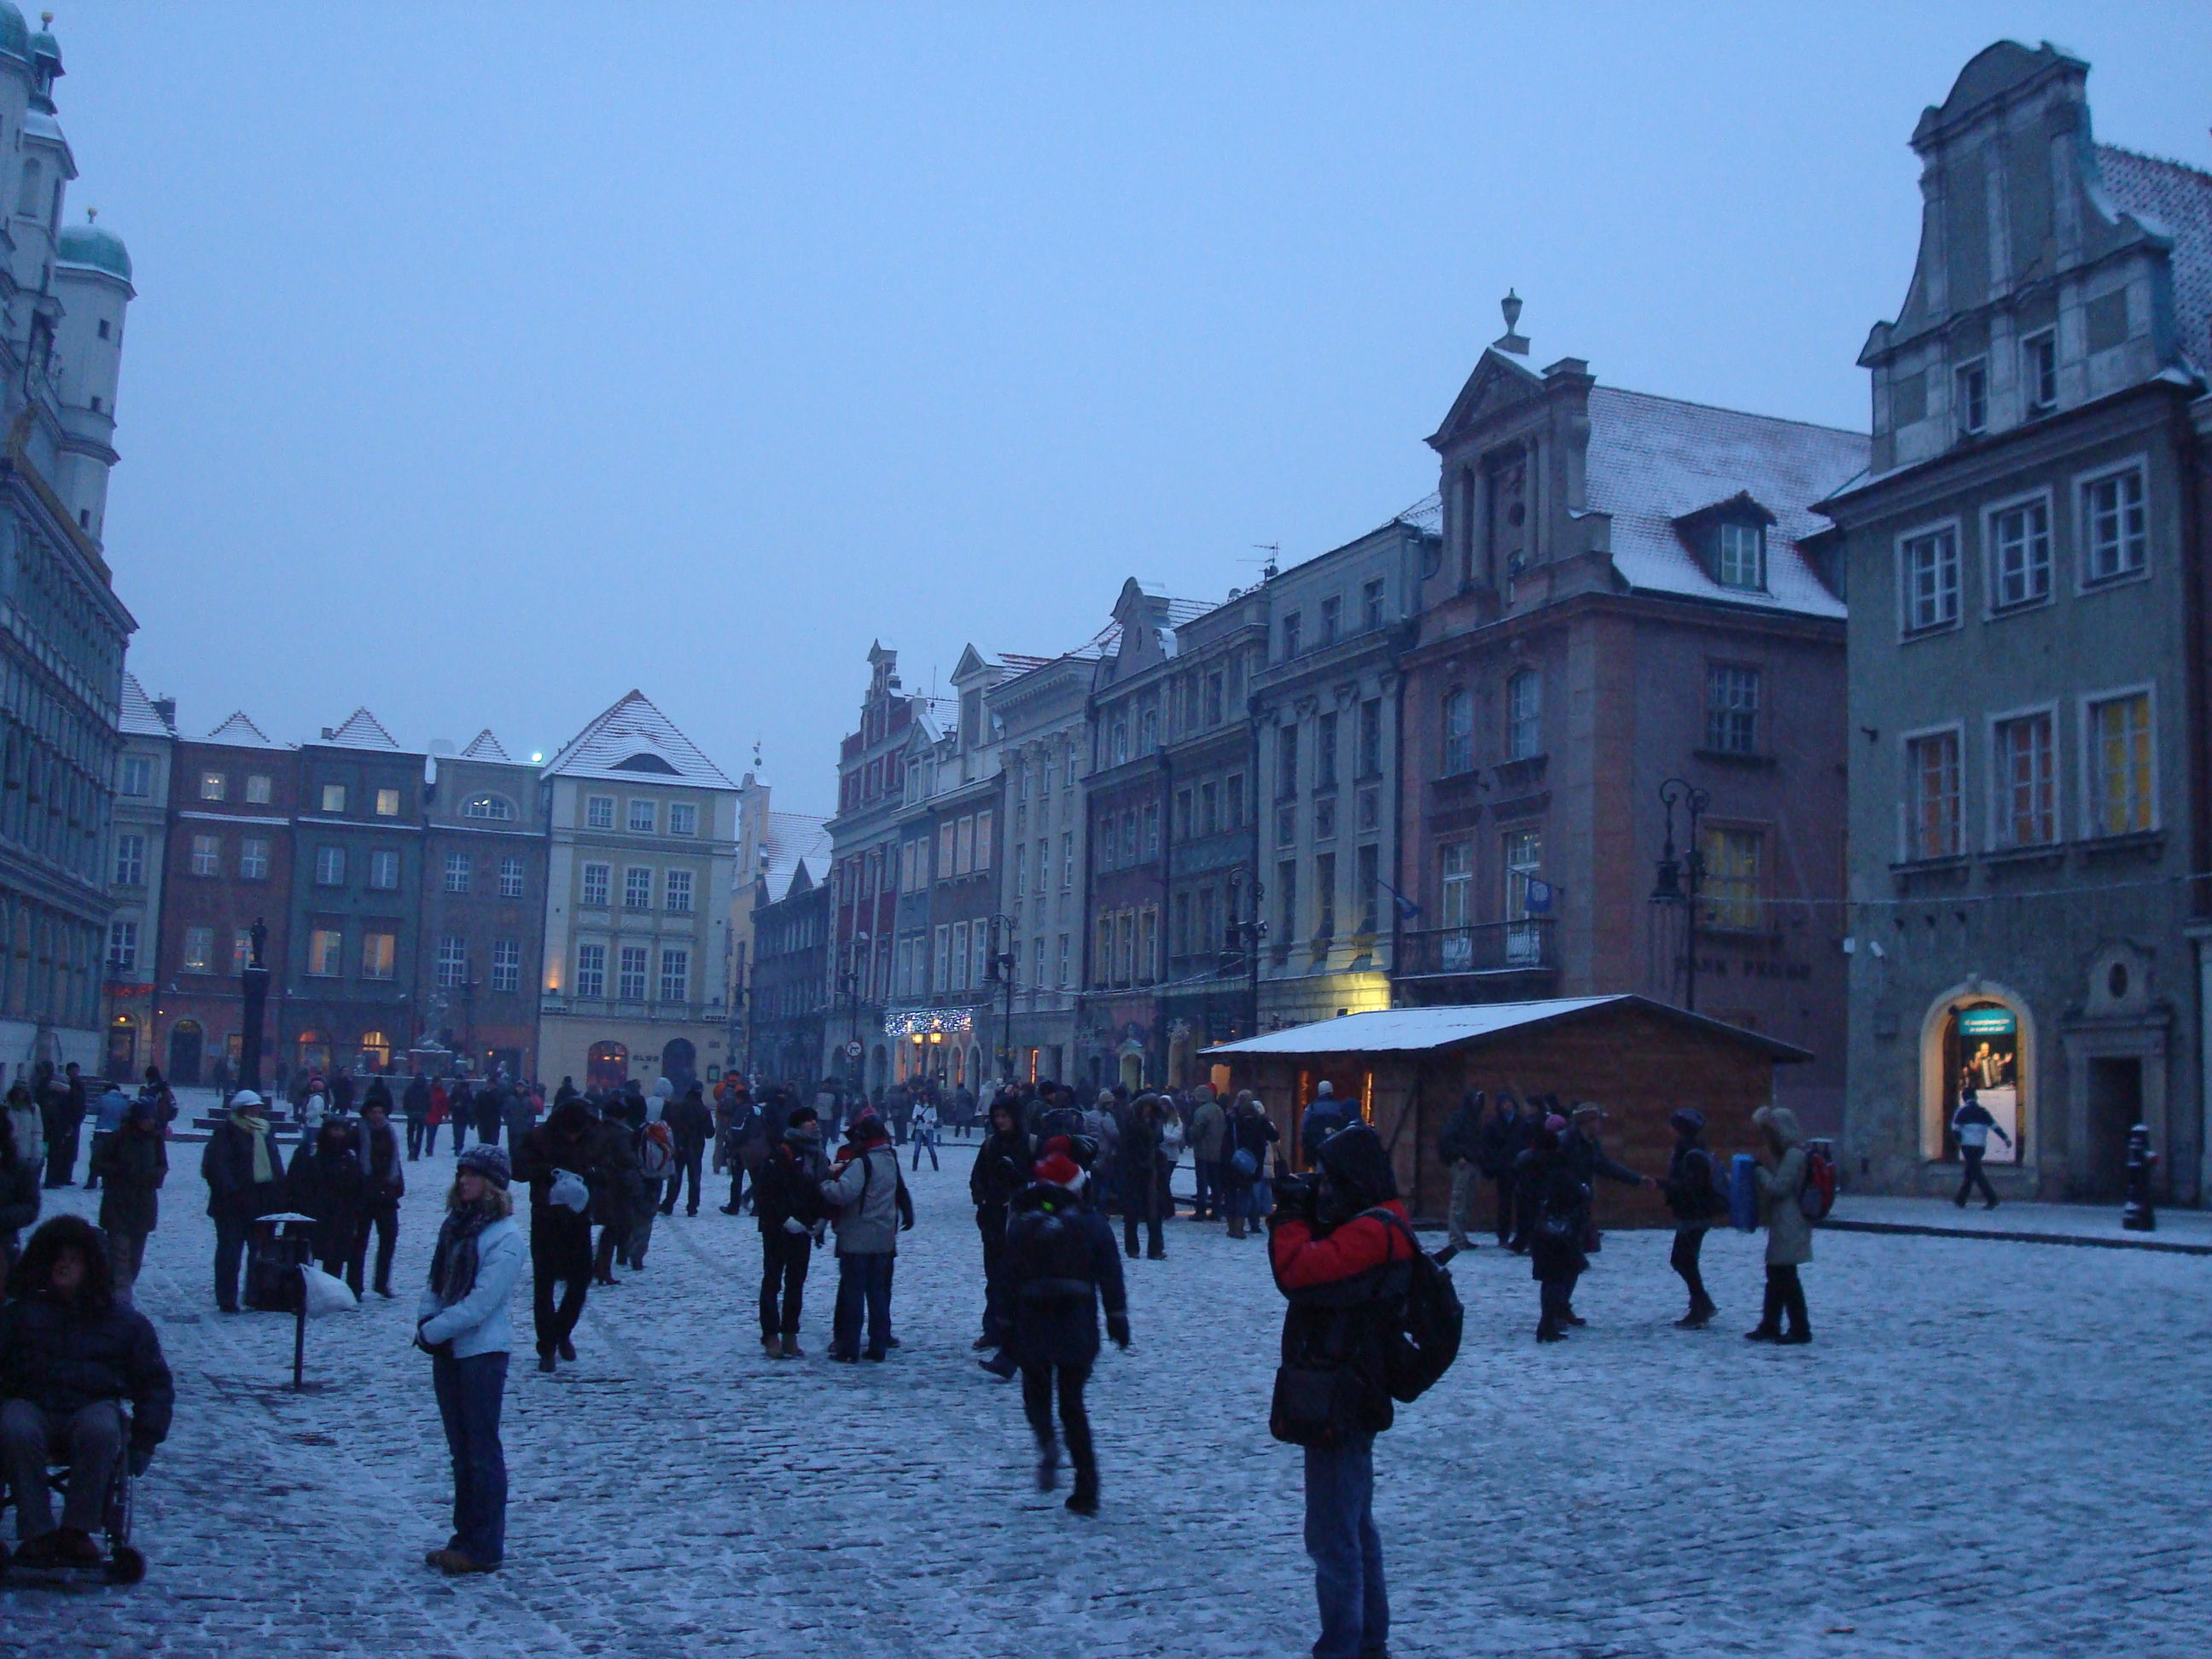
1317;713;1339;790
107;919;137;973
1173;890;1191;957
1358;700;1382;779
1700;827;1762;931
937;820;956;877
2022;330;2057;412
1061;833;1073;890
362;931;396;980
1277;725;1299;799
952;920;970;990
375;787;400;818
369;849;399;891
1440;841;1473;930
586;795;614;830
1015;842;1028;899
624;866;653;909
189;833;220;876
239;836;270;880
114;832;145;886
200;770;226;802
1199;781;1218;836
1278;859;1298;955
1716;521;1765;590
1358;786;1379;834
1226;773;1245;830
1319;596;1341;646
1313;851;1336;941
1988;497;2052;609
1443;690;1474;776
934;924;951;992
245;773;272;805
1057;934;1069;989
307;928;342;977
1140;803;1159;858
320;783;346;813
1954;359;1987;435
499;856;525;899
581;862;610;906
1906;731;1963;859
1314;797;1336;841
1138;909;1158;983
1705;665;1761;754
1902;527;1959;632
660;948;689;1004
1283;612;1302;657
437;934;469;988
1363;579;1386;632
665;868;694;912
445;851;471;894
232;928;253;975
667;801;697;836
1204;672;1225;726
975;808;993;870
1355;842;1379;934
2088;693;2153;836
618;945;649;1001
974;923;991;989
1994;713;2056;847
628;799;656;834
118;755;150;798
575;943;606;998
2081;466;2148;585
183;925;215;973
1504;829;1545;964
1506;672;1542;759
491;938;520;992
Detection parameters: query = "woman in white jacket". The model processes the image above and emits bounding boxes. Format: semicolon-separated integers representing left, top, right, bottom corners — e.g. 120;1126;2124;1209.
416;1143;524;1575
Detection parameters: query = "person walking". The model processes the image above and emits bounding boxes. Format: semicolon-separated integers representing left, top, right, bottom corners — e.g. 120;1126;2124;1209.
512;1099;601;1371
137;1066;178;1133
909;1097;940;1172
753;1103;827;1358
1561;1103;1652;1271
1950;1085;2011;1210
357;1097;407;1298
627;1102;676;1271
90;1097;166;1302
588;1102;643;1287
416;1144;524;1576
717;1086;760;1215
1004;1146;1128;1515
661;1083;713;1217
818;1112;910;1362
1745;1104;1813;1345
201;1090;286;1313
971;1097;1032;1375
1655;1108;1722;1329
1522;1115;1589;1343
403;1073;433;1161
81;1079;131;1193
38;1067;80;1190
1186;1087;1225;1221
1434;1089;1484;1264
1266;1124;1417;1659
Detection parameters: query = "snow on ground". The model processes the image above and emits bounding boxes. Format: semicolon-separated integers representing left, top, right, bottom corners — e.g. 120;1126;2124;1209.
6;1141;2211;1658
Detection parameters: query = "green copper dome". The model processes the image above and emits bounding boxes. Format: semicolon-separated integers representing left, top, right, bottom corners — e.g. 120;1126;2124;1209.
0;5;28;60
57;220;129;282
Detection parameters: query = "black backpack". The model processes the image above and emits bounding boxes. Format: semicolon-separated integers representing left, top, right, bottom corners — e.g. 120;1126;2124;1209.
1007;1195;1094;1296
1359;1208;1464;1404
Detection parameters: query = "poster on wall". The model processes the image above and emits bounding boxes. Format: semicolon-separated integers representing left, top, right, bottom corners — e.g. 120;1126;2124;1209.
1955;1005;2020;1165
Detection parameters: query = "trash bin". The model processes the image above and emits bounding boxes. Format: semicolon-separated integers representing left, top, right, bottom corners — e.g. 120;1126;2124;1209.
244;1213;317;1313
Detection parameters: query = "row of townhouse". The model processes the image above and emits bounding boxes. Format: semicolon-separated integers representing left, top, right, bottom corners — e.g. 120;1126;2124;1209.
758;41;2212;1209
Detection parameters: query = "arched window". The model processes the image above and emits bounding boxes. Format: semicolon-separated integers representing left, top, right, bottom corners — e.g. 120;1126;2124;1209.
1505;670;1542;760
358;1030;392;1070
463;794;516;821
15;159;39;218
1441;688;1474;776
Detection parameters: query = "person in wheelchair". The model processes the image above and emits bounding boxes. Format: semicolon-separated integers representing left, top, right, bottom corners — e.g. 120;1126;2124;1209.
0;1215;173;1567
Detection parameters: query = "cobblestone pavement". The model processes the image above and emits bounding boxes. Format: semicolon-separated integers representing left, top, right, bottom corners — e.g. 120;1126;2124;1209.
6;1144;2211;1658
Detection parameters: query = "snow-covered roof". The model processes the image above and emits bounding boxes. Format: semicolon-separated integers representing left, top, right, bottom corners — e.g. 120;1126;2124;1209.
1583;387;1867;620
544;690;735;789
460;729;513;762
317;707;402;751
1202;994;1810;1061
117;672;173;739
761;809;833;900
203;710;286;751
2098;144;2212;376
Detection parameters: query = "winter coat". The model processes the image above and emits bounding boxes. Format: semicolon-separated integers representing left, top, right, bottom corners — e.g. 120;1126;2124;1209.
1436;1097;1484;1167
1268;1199;1416;1435
819;1140;909;1256
667;1092;713;1153
4;1096;39;1170
1004;1180;1126;1370
754;1135;827;1233
289;1139;366;1260
1519;1146;1590;1283
1299;1097;1356;1166
358;1120;406;1210
1658;1138;1722;1228
201;1116;287;1222
93;1127;167;1237
969;1129;1032;1215
0;1154;37;1260
1120;1113;1162;1190
1475;1109;1520;1179
1224;1108;1279;1187
1188;1098;1227;1162
1755;1145;1813;1266
415;1214;524;1359
1563;1126;1643;1190
91;1087;132;1138
0;1289;173;1454
402;1075;432;1121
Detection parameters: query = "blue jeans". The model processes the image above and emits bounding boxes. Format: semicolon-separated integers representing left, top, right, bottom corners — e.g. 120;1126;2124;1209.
432;1349;508;1567
1305;1433;1387;1659
832;1252;894;1358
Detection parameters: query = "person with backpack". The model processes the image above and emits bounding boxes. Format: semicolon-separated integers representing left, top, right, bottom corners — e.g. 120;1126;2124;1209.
1224;1091;1281;1241
717;1086;760;1214
1434;1089;1484;1264
754;1104;828;1358
1656;1108;1723;1328
818;1111;911;1362
1745;1104;1813;1345
1004;1144;1128;1515
971;1096;1033;1376
626;1100;678;1272
1266;1123;1421;1659
1950;1082;2010;1210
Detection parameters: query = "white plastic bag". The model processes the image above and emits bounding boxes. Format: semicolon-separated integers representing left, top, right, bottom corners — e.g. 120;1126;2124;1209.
300;1264;359;1315
550;1167;590;1214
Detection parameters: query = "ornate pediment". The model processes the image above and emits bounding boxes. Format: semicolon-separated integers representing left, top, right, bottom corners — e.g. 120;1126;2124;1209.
1427;347;1546;453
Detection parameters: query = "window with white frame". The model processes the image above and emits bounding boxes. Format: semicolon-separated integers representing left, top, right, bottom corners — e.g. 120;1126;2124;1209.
190;833;219;876
436;935;468;988
375;788;401;818
1715;521;1766;590
306;928;341;976
1988;497;2052;609
585;795;614;830
2022;330;2057;412
2081;465;2147;585
362;932;396;980
664;868;694;912
1505;670;1541;759
1954;360;1988;436
113;832;144;887
239;837;270;880
667;801;697;836
624;866;653;909
1440;840;1472;930
462;795;515;821
319;783;346;813
107;920;137;973
118;756;150;797
369;849;399;890
1705;665;1761;754
1442;689;1474;775
1994;713;2056;847
1700;827;1762;930
1902;527;1959;632
491;938;520;992
581;862;610;906
1906;730;1963;859
200;770;226;802
574;943;606;998
245;774;272;805
315;846;345;886
618;945;649;1001
2087;692;2153;836
183;925;214;973
445;852;471;894
934;925;950;992
499;856;525;898
627;799;656;834
660;947;689;1004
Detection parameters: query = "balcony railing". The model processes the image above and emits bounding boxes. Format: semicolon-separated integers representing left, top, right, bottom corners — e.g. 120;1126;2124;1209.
1394;918;1557;981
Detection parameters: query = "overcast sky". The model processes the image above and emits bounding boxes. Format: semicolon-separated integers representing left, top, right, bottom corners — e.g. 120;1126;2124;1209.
56;3;2211;815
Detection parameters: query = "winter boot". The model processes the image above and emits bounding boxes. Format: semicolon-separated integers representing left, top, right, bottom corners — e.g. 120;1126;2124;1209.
763;1333;782;1357
1035;1437;1060;1493
1065;1480;1099;1516
1536;1318;1564;1343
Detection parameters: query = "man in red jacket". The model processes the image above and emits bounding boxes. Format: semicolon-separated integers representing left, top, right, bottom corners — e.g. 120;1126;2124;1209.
1268;1122;1415;1659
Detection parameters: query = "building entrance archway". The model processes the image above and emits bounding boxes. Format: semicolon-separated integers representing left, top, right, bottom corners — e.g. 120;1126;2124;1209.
590;1041;630;1091
1919;985;2032;1165
166;1020;201;1088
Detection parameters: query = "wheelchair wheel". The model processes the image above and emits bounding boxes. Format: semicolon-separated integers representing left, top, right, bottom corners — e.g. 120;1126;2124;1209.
104;1545;146;1585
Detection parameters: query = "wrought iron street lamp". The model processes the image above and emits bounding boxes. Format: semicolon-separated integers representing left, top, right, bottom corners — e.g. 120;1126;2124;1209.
1650;777;1711;1011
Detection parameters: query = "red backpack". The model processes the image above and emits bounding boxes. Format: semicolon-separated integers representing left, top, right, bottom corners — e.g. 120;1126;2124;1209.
1798;1138;1837;1222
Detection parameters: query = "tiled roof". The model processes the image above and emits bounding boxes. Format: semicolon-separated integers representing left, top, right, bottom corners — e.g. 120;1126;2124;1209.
761;808;833;900
204;711;286;750
2098;144;2212;376
1583;387;1867;620
319;707;402;751
118;672;173;739
543;690;735;789
1394;492;1443;533
460;729;513;762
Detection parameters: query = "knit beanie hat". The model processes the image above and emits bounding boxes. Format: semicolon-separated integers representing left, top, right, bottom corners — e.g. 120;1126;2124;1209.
457;1144;511;1189
1035;1151;1084;1190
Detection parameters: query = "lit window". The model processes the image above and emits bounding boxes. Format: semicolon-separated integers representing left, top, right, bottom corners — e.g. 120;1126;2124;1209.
315;846;345;886
1705;665;1761;754
574;943;606;998
445;852;471;894
586;795;615;830
2081;467;2147;585
624;866;653;909
118;756;150;798
375;787;401;817
1906;731;1962;859
581;862;610;906
436;935;468;988
369;849;399;890
320;783;346;813
491;939;521;992
1994;713;2055;847
199;771;225;802
113;833;144;887
190;834;219;876
245;773;272;805
307;928;342;976
665;869;694;912
2088;693;2153;836
182;925;214;972
628;799;656;834
659;947;689;1004
1700;827;1762;930
1988;498;2052;609
361;931;396;981
463;795;515;821
239;837;270;880
498;856;525;898
231;929;253;974
1505;670;1541;760
667;802;697;836
1902;527;1959;632
1715;521;1765;590
618;945;649;1001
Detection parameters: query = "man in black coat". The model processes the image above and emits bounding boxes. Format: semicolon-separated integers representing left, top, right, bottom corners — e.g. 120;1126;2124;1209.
1561;1102;1651;1274
1475;1092;1522;1249
200;1091;286;1313
39;1066;83;1190
752;1104;827;1357
969;1097;1032;1371
1435;1089;1485;1263
402;1073;433;1161
355;1098;406;1297
288;1119;367;1295
660;1084;714;1217
0;1215;173;1565
512;1100;605;1369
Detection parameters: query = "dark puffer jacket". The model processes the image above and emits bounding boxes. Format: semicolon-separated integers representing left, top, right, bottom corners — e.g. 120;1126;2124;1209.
93;1128;167;1237
0;1289;174;1454
1004;1180;1126;1370
753;1132;827;1234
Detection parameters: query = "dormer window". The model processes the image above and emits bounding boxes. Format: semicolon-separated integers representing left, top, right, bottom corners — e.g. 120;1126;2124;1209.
1716;521;1766;591
1954;360;1988;437
1676;492;1775;594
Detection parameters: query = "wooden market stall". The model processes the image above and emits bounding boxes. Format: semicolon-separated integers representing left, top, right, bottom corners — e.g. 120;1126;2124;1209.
1202;994;1812;1226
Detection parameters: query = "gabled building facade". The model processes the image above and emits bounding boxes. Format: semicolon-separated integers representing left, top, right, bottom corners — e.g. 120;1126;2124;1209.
823;645;917;1092
101;673;172;1078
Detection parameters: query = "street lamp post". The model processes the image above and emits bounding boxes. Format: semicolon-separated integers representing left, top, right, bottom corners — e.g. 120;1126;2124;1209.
1650;777;1711;1011
1224;875;1266;1040
237;917;270;1097
984;913;1018;1082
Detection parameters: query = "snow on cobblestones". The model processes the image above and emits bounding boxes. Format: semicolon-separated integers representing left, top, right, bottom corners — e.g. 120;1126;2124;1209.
6;1151;2212;1657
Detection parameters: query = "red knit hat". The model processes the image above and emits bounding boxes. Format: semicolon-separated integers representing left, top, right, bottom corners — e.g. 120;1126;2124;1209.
1036;1152;1083;1189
